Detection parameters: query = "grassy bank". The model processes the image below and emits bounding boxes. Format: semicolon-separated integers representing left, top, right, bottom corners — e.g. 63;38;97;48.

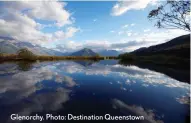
0;53;117;61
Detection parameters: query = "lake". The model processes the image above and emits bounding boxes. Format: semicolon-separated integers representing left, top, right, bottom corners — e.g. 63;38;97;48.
0;60;190;123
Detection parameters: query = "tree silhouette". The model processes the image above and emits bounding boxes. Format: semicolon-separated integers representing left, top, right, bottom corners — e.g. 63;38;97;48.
148;0;190;31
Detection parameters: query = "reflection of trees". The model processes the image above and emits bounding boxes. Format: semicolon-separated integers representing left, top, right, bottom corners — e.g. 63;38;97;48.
16;61;35;71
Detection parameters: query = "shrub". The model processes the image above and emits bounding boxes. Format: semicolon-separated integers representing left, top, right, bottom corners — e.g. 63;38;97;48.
17;48;37;60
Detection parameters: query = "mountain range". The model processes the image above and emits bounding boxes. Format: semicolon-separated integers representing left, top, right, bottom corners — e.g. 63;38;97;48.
0;37;68;56
70;48;98;56
2;34;188;57
0;37;120;56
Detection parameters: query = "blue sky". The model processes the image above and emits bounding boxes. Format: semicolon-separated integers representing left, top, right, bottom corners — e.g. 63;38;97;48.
0;1;189;52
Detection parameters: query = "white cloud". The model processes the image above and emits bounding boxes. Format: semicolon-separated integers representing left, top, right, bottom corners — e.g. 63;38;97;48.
54;27;79;40
83;40;110;51
65;27;80;38
36;23;52;30
0;17;49;45
56;40;82;52
122;24;128;28
110;30;115;33
111;0;158;16
118;31;125;35
0;1;78;46
130;23;135;26
141;29;189;42
58;27;189;52
5;1;72;27
127;32;132;36
143;29;151;32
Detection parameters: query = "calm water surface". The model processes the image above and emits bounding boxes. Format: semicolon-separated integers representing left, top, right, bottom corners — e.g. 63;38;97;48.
0;60;190;123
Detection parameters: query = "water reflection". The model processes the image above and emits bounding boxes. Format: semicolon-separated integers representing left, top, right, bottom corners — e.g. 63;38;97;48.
16;61;35;71
112;99;164;123
2;88;72;123
74;60;97;66
0;62;19;75
51;60;189;89
0;60;189;123
119;60;190;83
0;62;77;123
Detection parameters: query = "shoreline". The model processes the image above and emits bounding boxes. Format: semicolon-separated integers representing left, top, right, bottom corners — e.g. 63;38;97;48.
0;54;118;62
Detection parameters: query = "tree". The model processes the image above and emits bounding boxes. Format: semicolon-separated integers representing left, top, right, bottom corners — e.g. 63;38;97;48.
17;48;37;60
148;0;190;31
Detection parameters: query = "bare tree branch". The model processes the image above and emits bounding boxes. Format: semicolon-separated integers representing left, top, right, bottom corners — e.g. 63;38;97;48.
148;0;190;31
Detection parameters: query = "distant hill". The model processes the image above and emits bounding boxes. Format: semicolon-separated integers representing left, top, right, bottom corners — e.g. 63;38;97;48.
0;41;19;54
0;37;67;56
98;50;120;56
70;48;99;56
131;34;190;58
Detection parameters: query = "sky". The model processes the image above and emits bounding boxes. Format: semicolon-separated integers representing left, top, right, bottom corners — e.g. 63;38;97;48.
0;0;189;52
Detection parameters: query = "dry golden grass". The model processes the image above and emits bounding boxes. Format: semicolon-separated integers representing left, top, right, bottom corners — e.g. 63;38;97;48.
0;54;20;61
0;53;117;61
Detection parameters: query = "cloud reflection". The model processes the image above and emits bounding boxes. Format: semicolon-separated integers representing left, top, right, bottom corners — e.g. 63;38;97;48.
55;75;76;87
0;63;77;123
0;67;53;98
53;61;189;89
0;64;76;102
176;95;190;105
3;88;72;123
112;99;164;123
0;63;19;75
